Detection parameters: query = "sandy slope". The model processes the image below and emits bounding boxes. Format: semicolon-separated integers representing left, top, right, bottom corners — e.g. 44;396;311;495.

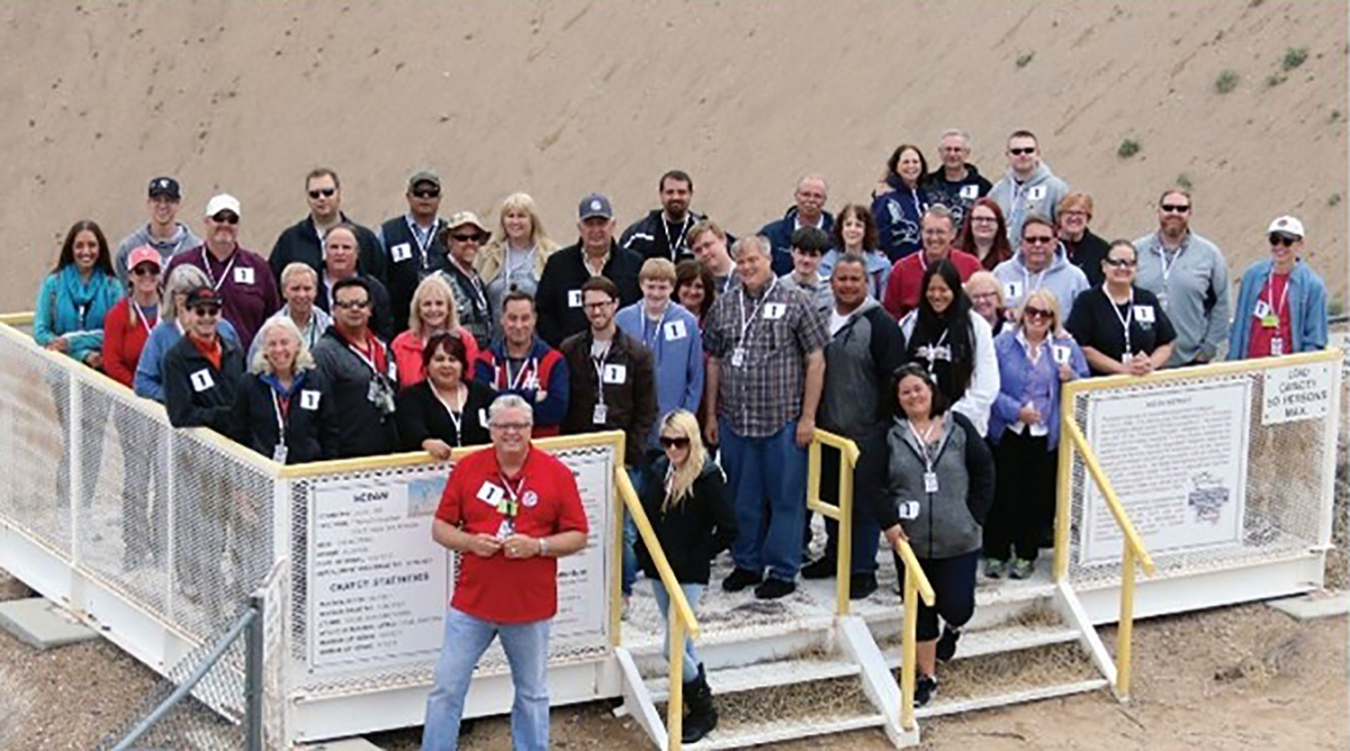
0;0;1344;314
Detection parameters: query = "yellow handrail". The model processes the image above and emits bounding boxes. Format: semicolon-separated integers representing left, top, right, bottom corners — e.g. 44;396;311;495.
613;467;700;751
805;428;861;615
893;537;935;731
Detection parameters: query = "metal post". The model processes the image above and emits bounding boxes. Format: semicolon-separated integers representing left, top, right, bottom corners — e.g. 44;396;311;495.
901;570;918;731
1053;388;1075;582
69;374;81;564
1116;545;1135;700
834;448;853;616
165;429;177;623
245;595;265;751
667;611;685;751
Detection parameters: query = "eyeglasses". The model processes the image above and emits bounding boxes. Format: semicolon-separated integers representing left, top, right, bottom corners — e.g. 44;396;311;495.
333;299;371;309
411;189;440;199
659;436;691;449
490;422;531;432
1061;209;1089;218
1160;204;1190;213
211;212;240;225
308;188;337;200
969;215;998;224
450;233;484;243
1104;258;1137;268
1008;147;1036;156
191;306;221;317
1022;235;1055;245
583;300;615;311
1269;234;1298;247
1023;307;1053;321
130;265;160;277
969;291;1000;302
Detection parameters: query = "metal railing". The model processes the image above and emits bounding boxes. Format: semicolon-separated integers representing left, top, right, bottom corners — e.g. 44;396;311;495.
613;467;700;751
893;538;936;731
805;428;861;615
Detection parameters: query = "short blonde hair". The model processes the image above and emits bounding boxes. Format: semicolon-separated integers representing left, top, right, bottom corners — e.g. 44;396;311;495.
407;274;460;336
687;219;725;248
1019;287;1069;338
964;271;1004;306
250;316;317;375
494;192;551;247
279;262;318;291
639;257;677;284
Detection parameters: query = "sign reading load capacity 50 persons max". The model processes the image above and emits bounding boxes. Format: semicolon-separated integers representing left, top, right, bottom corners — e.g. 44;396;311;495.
304;446;615;676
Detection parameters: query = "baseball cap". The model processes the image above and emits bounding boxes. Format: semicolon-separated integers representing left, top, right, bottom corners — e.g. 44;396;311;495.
446;211;489;236
127;246;162;272
205;194;242;218
1267;215;1304;239
185;286;224;309
578;193;614;220
408;170;441;190
148;177;181;200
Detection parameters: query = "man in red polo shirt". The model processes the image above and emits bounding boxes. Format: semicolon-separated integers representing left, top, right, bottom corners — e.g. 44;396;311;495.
883;205;982;319
422;393;589;751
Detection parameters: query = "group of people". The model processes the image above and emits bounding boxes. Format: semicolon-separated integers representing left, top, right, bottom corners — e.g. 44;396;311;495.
28;128;1333;748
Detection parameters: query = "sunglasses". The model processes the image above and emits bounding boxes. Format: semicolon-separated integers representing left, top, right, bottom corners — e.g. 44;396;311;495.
211;212;240;224
1104;257;1137;268
308;188;337;200
1269;234;1298;247
333;299;372;309
1023;235;1055;245
1160;204;1190;213
1023;306;1053;320
191;306;221;317
659;436;691;448
450;233;485;243
1008;147;1036;156
411;189;440;199
130;265;160;277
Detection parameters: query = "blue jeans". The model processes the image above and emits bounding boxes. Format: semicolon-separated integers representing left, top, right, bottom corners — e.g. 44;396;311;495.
421;607;551;751
649;579;704;681
623;467;644;597
720;421;807;582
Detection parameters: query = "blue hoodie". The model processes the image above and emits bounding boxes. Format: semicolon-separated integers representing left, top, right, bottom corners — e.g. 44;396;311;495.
992;242;1089;317
871;173;932;261
615;300;704;451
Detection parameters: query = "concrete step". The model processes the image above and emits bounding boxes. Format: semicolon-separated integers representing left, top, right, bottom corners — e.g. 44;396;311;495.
645;657;861;702
684;712;888;750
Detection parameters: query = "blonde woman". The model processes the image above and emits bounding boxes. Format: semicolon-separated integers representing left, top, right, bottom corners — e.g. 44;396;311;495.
634;410;736;743
391;274;480;389
964;270;1007;337
986;288;1087;580
230;316;339;464
476;193;560;335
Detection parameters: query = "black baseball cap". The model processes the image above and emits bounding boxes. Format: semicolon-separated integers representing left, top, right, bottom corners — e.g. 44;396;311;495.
185;286;224;309
148;177;181;200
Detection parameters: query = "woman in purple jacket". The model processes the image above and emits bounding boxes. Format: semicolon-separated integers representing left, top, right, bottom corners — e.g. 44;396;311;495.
984;288;1087;580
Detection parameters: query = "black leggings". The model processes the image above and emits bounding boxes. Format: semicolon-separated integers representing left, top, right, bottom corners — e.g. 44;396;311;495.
985;431;1057;562
893;549;978;641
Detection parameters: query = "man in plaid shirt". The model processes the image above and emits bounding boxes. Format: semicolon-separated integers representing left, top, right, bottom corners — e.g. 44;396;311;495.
703;235;827;599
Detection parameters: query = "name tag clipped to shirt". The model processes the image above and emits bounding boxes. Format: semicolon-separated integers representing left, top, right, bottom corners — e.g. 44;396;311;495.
1004;281;1023;300
959;184;980;200
190;369;215;392
567;289;584;308
234;266;254;285
299;390;321;410
1253;300;1279;327
1053;344;1071;365
602;364;627;384
272;444;288;464
923;471;939;493
898;500;921;520
592;403;608;424
664;319;688;341
762;302;786;320
479;408;490;428
730;346;747;368
390;242;412;263
477;481;505;507
1028;185;1047;201
1133;304;1156;324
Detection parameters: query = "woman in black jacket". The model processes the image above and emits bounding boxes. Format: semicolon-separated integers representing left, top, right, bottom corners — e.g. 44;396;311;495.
395;332;495;458
860;364;995;708
230;316;340;464
634;409;737;744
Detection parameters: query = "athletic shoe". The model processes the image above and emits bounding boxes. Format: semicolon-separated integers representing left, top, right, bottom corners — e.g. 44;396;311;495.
721;567;763;592
1010;558;1035;580
984;558;1006;579
914;674;937;707
849;572;879;599
800;556;837;580
936;626;962;662
754;578;796;600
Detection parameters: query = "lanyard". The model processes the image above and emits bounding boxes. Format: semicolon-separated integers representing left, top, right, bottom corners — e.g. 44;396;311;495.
907;419;940;471
1264;268;1290;321
640;304;669;351
1109;288;1134;354
270;389;288;443
347;337;385;376
431;382;466;438
201;247;237;292
662;216;693;257
496;472;526;517
453;263;488;312
1157;235;1187;287
132;303;156;338
591;342;612;407
736;278;778;347
407;216;438;269
1022;266;1048;299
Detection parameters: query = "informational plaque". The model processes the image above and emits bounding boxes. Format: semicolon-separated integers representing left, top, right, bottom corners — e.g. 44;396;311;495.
1079;379;1251;565
1262;361;1335;425
304;439;615;676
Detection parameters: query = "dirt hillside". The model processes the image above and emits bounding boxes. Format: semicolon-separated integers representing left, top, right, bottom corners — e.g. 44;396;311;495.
1;0;1346;311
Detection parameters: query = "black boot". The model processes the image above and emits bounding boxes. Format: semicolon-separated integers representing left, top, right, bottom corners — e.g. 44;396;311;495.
681;664;718;743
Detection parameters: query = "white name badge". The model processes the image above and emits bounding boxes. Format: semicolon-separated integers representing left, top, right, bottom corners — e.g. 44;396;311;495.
1133;305;1156;324
299;390;321;410
762;302;786;320
234;266;254;285
730;347;747;368
1252;300;1272;319
664;319;688;341
959;184;979;200
592;403;608;424
1053;344;1071;365
602;364;627;384
272;444;288;464
567;289;584;308
898;500;920;520
1028;185;1047;201
1004;281;1023;300
479;408;490;428
923;471;939;493
190;369;215;392
390;242;412;263
476;481;504;506
1270;337;1284;356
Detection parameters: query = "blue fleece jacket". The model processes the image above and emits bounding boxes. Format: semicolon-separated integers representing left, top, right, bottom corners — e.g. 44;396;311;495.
33;267;123;365
616;300;704;450
1226;259;1328;359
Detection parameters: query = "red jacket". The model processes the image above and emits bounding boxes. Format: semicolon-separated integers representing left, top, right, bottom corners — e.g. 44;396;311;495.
390;328;479;391
883;249;983;319
102;298;156;387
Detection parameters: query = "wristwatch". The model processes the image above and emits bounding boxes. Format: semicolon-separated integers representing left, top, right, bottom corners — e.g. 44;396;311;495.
538;537;549;557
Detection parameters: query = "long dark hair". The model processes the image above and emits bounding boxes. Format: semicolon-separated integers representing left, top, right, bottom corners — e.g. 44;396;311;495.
955;197;1013;271
886;144;929;188
55;219;114;276
908;259;975;400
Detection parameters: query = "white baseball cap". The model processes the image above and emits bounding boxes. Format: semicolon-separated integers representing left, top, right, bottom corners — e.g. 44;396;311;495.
205;193;242;218
1266;215;1304;239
